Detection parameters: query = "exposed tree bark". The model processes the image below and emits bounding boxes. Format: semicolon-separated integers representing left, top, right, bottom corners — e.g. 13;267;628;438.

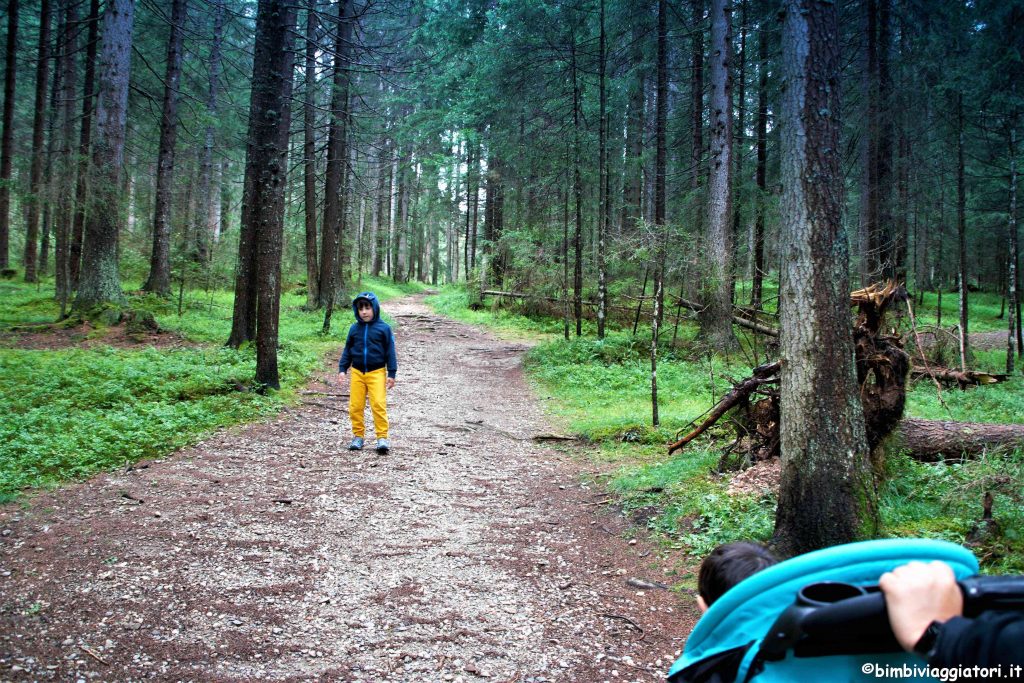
774;0;876;556
74;0;133;311
700;0;739;351
69;0;99;290
142;0;187;296
23;0;52;283
0;0;16;271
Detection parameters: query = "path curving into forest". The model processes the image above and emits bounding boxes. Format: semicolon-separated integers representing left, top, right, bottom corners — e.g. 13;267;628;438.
0;293;696;682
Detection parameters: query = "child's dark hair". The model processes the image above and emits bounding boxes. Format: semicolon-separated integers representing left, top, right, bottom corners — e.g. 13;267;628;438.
698;541;778;607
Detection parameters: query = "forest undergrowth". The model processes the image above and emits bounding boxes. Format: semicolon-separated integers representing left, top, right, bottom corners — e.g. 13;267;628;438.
0;277;423;502
428;285;1024;579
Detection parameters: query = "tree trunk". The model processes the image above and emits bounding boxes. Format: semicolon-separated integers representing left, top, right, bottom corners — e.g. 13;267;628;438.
302;1;319;308
38;3;64;279
571;36;584;337
195;0;224;266
875;0;895;279
318;0;352;313
690;0;704;194
227;0;295;366
74;0;133;311
596;0;607;339
23;0;51;283
731;0;746;307
774;0;876;556
957;93;970;368
751;24;768;310
53;0;77;306
1009;124;1018;375
70;0;99;290
0;0;16;271
142;0;187;296
621;8;644;236
700;0;738;351
894;419;1024;463
858;0;878;285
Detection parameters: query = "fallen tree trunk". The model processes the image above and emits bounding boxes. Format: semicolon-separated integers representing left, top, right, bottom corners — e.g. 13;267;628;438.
894;418;1024;462
910;366;1008;388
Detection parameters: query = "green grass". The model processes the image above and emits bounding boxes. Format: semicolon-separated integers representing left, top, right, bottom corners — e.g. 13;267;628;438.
0;275;424;501
429;283;1024;572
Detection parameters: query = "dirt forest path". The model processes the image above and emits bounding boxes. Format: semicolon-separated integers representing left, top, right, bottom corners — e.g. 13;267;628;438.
0;293;697;682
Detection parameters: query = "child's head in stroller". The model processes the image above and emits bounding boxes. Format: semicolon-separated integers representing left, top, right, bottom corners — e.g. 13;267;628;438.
698;542;778;613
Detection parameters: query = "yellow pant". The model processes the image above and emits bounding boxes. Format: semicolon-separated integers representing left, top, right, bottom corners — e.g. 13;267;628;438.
349;367;389;439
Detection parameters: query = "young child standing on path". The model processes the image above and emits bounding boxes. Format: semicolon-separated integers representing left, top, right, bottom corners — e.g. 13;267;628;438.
338;292;397;454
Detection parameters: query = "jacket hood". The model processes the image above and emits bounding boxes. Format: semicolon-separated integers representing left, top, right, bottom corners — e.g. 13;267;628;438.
352;291;381;322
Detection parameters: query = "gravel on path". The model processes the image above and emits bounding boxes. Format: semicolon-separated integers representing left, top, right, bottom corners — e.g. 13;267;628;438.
0;294;697;682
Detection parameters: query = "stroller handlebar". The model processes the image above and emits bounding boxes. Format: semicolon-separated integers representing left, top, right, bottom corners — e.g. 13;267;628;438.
758;575;1024;661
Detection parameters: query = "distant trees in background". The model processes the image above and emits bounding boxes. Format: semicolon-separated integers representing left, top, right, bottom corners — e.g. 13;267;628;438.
0;0;1018;351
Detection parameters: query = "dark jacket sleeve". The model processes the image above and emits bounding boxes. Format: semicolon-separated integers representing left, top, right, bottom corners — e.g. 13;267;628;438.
339;325;356;372
929;612;1024;669
386;326;397;378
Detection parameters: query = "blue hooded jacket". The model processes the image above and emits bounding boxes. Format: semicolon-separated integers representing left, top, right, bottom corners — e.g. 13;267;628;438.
338;292;397;378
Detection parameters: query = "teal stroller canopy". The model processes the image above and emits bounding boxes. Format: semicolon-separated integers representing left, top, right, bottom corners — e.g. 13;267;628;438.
667;539;980;682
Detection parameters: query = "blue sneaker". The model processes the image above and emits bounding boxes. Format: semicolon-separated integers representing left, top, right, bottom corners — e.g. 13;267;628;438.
375;438;390;454
348;437;364;451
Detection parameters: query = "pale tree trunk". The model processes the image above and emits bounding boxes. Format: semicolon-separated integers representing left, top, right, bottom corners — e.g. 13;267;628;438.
651;0;668;426
700;0;739;351
621;7;644;237
571;35;583;337
732;0;746;306
0;0;16;271
691;0;704;194
302;1;319;308
752;24;768;310
596;0;607;339
142;0;187;295
1008;123;1018;375
957;93;970;369
23;0;51;283
74;0;133;311
774;0;876;556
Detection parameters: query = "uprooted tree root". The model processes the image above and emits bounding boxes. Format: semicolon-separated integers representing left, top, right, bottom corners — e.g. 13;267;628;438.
669;282;911;465
669;281;1024;465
